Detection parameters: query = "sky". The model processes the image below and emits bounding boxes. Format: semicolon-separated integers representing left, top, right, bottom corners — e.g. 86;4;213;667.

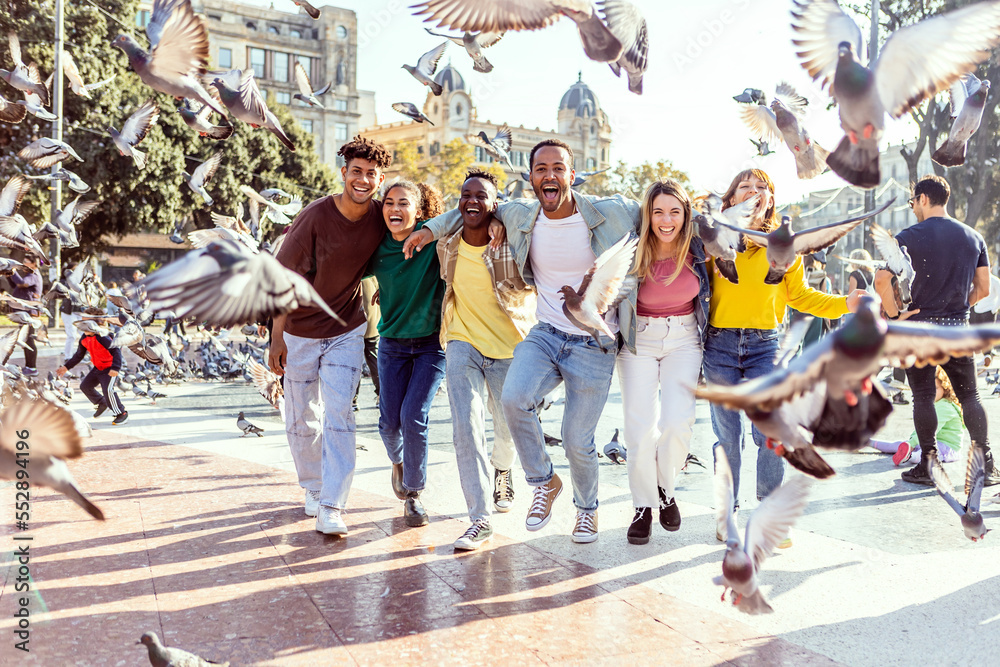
259;0;923;205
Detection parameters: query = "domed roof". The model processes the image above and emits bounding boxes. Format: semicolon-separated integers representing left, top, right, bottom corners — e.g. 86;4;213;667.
434;64;465;93
559;73;599;117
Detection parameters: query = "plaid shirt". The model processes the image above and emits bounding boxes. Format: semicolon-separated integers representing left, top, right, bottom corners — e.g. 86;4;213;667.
436;228;537;351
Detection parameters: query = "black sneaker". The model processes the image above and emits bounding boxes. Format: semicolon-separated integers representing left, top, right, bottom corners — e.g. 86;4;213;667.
22;367;37;377
658;487;681;531
454;519;493;551
493;468;514;513
901;458;934;486
404;492;429;527
627;507;652;545
93;400;109;418
984;449;1000;487
112;411;129;426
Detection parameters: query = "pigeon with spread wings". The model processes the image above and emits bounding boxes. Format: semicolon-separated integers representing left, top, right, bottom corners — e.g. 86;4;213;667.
211;69;296;151
693;193;759;284
467;123;514;172
392;102;434;125
183;150;223;206
932;74;990;167
870;223;915;306
931;446;990;542
108;98;160;170
0;33;48;105
18;138;82;169
599;0;647;94
293;60;332;108
424;27;505;73
403;42;449;96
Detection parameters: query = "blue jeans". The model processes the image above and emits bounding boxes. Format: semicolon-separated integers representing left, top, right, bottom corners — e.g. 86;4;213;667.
378;334;446;493
501;323;616;511
446;341;517;522
702;326;785;504
283;325;365;509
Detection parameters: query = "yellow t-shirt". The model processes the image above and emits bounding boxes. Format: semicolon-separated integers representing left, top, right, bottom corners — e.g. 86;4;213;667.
447;238;523;359
709;246;849;329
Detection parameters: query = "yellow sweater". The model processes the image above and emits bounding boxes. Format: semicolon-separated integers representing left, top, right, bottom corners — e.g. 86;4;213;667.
708;246;849;329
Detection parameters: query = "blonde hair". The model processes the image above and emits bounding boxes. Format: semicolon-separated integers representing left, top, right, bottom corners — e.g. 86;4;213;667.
721;169;778;246
634;179;694;285
935;366;962;414
849;248;874;277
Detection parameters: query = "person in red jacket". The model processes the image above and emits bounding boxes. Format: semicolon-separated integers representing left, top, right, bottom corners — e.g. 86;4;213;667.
56;320;128;425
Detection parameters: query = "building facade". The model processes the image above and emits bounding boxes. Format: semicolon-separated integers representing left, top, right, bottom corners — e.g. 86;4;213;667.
136;0;376;166
361;67;613;186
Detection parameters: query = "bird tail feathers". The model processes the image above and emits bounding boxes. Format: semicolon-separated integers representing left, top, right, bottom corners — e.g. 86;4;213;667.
473;56;493;73
429;80;443;96
131;147;147;170
931;140;966;167
826;136;879;188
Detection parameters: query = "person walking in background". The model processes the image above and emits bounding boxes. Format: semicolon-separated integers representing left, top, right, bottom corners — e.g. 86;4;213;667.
9;254;42;376
57;320;128;425
59;265;87;360
617;179;709;546
847;248;875;293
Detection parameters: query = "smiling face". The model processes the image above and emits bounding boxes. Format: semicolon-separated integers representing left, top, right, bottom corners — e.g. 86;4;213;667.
341;157;384;205
530;146;575;216
382;185;418;240
459;177;497;230
650;193;686;251
732;174;773;228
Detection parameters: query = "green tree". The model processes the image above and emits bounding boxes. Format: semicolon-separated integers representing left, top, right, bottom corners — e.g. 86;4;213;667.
435;137;475;202
579;159;690;199
390;139;431;183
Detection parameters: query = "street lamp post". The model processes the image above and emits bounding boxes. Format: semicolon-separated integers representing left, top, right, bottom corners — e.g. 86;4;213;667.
49;0;65;327
863;0;880;256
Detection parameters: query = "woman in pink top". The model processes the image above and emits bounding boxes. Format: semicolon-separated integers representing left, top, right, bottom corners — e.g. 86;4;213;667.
617;179;711;545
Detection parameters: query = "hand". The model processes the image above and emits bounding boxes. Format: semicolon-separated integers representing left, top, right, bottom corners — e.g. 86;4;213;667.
108;369;118;378
56;365;67;377
402;228;434;260
844;289;867;312
269;331;287;376
488;219;507;251
896;308;921;321
257;324;267;338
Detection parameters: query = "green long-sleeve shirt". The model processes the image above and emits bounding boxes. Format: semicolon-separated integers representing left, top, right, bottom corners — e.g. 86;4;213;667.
908;400;965;452
368;221;444;339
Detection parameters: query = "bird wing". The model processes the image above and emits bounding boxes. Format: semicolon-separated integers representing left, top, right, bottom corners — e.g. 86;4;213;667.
465;133;492;149
717;220;769;246
293;59;313;97
61;50;87;92
493;123;513;152
411;0;576;32
0;398;82;459
599;0;648;72
882;320;1000;368
69;200;101;228
718;195;759;228
791;197;895;255
146;0;181;48
874;2;1000;119
422;27;466;45
148;0;211;79
240;184;272;207
580;234;639;316
210;210;238;230
775;314;814;368
774;80;809;116
790;0;864;93
8;32;22;66
119;98;160;146
191;150;223;185
714;447;741;544
833;254;884;271
966;446;986;514
417;41;449;75
870;224;912;278
392;102;419;117
247;357;283;409
477;31;506;48
188;227;243;249
696;335;837;411
744;475;810;570
738;103;781;143
237;69;269;120
949;73;976;118
930;458;968;517
0;175;31;218
83;74;116;92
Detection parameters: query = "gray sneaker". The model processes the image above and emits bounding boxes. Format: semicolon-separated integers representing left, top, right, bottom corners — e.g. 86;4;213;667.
453;520;493;551
315;506;347;535
304;490;321;517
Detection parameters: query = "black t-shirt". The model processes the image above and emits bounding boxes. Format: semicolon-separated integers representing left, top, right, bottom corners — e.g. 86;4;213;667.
848;269;870;290
895;216;988;321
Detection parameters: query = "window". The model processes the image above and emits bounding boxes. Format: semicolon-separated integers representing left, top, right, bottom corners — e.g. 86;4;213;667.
336;25;348;39
333;99;347;112
455;103;463;115
249;48;265;75
268;26;280;34
417;145;424;155
601;148;606;161
208;14;221;21
273;52;289;82
433;103;438;114
291;29;302;38
300;119;313;133
136;10;150;27
246;21;257;30
276;91;290;104
218;47;232;69
430;141;439;156
475;147;486;162
591;123;597;136
297;55;312;81
586;157;596;169
335;122;348;142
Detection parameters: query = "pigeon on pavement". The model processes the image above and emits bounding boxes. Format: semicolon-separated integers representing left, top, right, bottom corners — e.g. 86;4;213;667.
402;42;449;96
138;631;229;667
791;0;1000;188
603;428;625;464
211;69;296;151
392;102;434;125
713;447;810;614
931;446;990;542
693;193;759;284
599;0;647;94
183;151;223;206
467;123;514;171
932;74;990;167
237;411;263;437
108;98;160;170
424;27;504;73
559;233;638;352
0;33;48;104
17;138;83;169
178;99;234;140
293;60;332;108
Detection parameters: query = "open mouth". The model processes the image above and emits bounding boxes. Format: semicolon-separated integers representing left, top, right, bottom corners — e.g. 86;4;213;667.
464;205;482;217
352;185;370;196
658;226;676;236
387;215;403;225
541;184;559;202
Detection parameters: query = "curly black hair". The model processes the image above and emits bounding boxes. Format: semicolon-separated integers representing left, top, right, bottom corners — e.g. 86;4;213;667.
464;168;498;190
337;135;392;170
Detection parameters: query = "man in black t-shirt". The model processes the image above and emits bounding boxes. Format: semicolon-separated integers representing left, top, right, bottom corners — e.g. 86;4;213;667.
875;175;996;486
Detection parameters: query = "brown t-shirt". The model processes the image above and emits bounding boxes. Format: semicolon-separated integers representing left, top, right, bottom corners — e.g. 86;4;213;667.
276;195;384;339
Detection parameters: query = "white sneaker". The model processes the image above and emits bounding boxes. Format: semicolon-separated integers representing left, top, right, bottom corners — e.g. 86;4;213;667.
571;510;598;543
315;506;347;535
304;490;321;517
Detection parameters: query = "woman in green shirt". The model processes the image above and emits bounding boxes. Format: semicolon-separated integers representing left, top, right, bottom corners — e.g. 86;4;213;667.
369;180;446;527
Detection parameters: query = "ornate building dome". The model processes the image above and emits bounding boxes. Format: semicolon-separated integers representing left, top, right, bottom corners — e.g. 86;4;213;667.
434;63;466;93
558;73;599;118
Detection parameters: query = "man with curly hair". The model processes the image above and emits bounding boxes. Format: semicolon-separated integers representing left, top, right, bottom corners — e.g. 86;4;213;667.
270;135;391;535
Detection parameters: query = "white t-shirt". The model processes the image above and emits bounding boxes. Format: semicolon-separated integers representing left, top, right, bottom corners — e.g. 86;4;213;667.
528;209;617;335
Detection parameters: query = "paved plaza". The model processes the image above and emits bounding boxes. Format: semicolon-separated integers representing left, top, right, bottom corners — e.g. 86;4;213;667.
1;329;999;665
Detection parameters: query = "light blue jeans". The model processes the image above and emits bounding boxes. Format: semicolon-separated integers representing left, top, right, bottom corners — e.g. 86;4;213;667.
446;341;517;523
283;324;365;510
501;323;616;512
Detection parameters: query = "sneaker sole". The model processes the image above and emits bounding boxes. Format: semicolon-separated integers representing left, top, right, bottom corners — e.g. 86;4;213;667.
454;535;491;551
626;534;650;545
525;483;562;531
405;516;430;527
493;502;512;513
305;506;319;517
892;445;912;467
315;522;347;535
572;532;598;544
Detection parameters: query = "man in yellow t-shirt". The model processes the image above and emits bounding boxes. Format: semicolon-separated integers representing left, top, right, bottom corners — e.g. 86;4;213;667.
436;170;536;551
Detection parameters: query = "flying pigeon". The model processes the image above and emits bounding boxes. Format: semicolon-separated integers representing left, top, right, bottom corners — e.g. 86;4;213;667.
138;631;229;667
178;99;234;140
402;42;449;96
60;50;115;98
237;411;264;437
424;27;504;73
736;82;809;156
392;102;434;125
16;88;56;121
870;223;915;306
749;138;774;157
18;137;83;169
713;447;810;614
467;123;514;171
293;0;321;19
692;193;760;284
25;168;91;194
603;428;625;464
210;69;296;151
183;150;223;206
559;233;638;352
111;0;228;118
137;239;346;327
572;166;609;187
599;0;647;94
0;398;104;520
110;318;144;349
0;33;48;104
292;60;332;108
240;185;301;225
54;196;101;241
0;175;30;218
247;357;284;413
770;99;829;180
719;198;894;285
932;74;990;167
791;0;1000;188
0;91;26;123
412;0;624;63
931;446;990;542
145;0;183;49
0;215;48;260
108;98;160;170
